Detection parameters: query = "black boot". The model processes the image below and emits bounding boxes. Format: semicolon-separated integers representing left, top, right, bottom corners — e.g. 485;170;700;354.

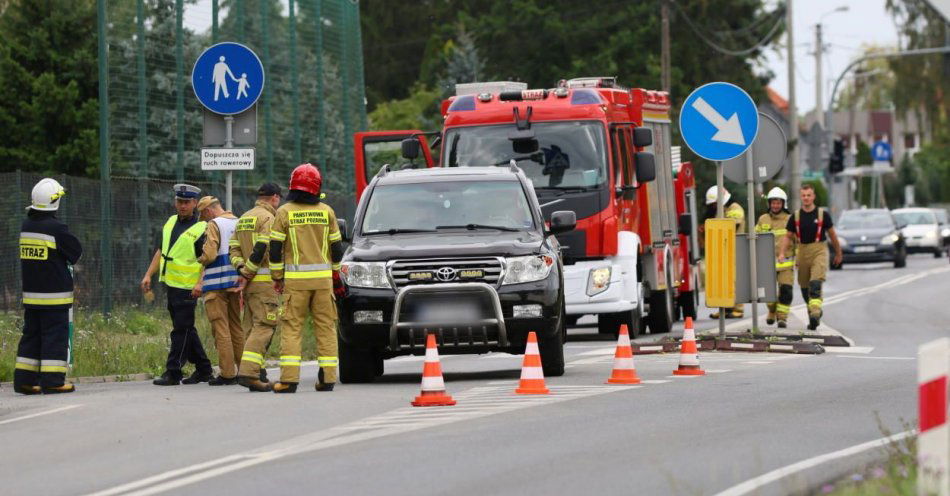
152;372;182;386
14;384;42;395
259;368;268;383
272;382;297;394
238;376;272;392
42;384;75;394
316;368;335;392
181;369;213;384
208;375;238;386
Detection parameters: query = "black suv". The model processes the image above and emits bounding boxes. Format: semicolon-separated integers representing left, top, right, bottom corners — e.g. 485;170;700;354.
336;166;576;383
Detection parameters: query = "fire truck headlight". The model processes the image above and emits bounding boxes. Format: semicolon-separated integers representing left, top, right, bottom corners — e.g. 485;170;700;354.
587;267;611;296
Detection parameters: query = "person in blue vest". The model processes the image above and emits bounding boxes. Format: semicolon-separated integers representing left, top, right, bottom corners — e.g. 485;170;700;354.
196;195;244;385
14;178;83;394
141;184;214;386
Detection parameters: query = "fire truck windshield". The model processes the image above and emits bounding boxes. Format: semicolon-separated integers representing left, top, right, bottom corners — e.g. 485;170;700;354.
442;121;608;190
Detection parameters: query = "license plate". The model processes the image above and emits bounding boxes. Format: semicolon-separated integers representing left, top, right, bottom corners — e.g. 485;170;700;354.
854;246;875;253
417;300;481;323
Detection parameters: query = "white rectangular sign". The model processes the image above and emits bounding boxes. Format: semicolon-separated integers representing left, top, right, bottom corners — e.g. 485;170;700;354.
201;148;255;171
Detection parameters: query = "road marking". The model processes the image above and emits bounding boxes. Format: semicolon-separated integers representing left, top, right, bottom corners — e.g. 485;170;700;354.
712;430;914;496
0;404;82;426
578;347;616;356
86;385;635;496
706;369;732;374
743;361;774;364
569;356;614;365
640;379;671;384
825;347;875;354
836;355;914;361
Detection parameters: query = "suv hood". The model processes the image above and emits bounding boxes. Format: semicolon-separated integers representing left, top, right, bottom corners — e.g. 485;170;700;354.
837;227;895;242
347;231;544;261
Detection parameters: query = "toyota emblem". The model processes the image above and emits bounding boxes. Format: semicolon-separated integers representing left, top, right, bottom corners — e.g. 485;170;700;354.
435;267;457;282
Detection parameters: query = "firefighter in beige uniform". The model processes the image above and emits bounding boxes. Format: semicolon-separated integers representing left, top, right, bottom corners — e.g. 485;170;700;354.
196;196;244;385
269;164;344;393
755;187;795;328
705;186;746;319
230;183;282;392
778;184;843;330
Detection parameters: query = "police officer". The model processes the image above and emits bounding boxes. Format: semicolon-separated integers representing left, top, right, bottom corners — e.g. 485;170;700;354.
268;164;344;393
14;178;83;395
778;184;843;330
756;187;794;328
230;183;282;392
705;185;746;319
196;196;244;386
141;184;214;386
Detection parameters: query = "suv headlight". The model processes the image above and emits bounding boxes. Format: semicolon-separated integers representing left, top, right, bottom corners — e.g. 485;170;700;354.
587;267;611;296
880;233;898;245
340;262;391;289
924;230;938;240
502;255;555;285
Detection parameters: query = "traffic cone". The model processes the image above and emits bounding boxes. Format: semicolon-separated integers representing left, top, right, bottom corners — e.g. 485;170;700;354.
515;332;550;394
606;324;641;384
673;317;706;376
411;333;456;407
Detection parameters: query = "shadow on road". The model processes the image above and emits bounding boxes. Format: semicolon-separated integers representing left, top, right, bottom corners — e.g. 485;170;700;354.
375;369;522;384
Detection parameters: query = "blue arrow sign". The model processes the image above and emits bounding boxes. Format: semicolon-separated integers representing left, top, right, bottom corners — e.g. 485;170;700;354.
871;141;892;162
192;42;265;115
679;82;759;162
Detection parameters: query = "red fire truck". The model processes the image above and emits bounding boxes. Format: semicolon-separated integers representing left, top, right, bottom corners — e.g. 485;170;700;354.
353;78;699;336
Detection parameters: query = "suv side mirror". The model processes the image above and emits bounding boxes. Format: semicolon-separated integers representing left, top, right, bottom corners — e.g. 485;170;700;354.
635;152;656;183
633;127;653;147
548;210;576;236
401;138;421;160
678;213;692;236
337;219;350;242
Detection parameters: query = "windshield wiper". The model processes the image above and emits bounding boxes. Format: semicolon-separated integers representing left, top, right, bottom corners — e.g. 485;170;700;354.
536;186;593;193
436;224;520;232
362;228;436;235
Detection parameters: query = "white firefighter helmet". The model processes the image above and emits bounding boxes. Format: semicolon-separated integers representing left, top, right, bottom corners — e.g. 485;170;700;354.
705;185;730;205
766;187;788;203
28;178;66;212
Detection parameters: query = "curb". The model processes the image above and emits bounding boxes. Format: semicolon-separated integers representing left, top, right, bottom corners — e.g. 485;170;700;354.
631;338;825;355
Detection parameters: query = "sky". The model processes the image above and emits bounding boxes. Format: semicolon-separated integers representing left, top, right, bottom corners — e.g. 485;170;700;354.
759;0;900;115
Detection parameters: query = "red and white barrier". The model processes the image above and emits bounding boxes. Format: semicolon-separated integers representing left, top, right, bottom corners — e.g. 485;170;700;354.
918;338;949;496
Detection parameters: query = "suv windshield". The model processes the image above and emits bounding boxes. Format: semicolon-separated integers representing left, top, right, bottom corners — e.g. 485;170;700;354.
838;211;894;230
361;180;535;234
894;210;937;226
442;121;607;190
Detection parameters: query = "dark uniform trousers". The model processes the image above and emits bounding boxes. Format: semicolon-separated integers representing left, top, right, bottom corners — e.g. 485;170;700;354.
15;308;70;388
165;286;212;379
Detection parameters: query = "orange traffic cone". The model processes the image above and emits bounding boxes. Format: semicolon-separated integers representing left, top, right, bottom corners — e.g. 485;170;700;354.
606;324;641;384
515;332;550;394
411;333;456;407
673;317;706;376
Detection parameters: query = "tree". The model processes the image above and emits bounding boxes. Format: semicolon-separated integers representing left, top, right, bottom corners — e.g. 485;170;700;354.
368;84;441;131
436;24;486;97
835;45;897;112
0;0;99;176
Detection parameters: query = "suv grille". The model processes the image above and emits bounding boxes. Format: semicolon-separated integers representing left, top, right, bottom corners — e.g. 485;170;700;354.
389;258;503;288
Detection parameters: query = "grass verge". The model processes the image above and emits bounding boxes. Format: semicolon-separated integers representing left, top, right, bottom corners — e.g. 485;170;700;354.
824;422;917;495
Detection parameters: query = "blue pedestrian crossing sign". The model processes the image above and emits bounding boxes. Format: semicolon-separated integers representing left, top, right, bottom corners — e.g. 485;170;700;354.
191;42;265;115
679;82;759;162
871;141;892;162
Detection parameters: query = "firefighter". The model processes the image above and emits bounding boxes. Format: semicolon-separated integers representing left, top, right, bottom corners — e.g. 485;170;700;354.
705;185;746;319
268;164;344;393
196;196;244;386
141;184;215;386
778;184;843;330
230;183;283;392
756;187;794;328
14;179;83;395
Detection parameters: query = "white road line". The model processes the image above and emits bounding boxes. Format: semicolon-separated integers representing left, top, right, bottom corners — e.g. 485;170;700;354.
825;346;875;354
744;361;774;365
836;355;915;361
706;369;732;374
568;356;614;365
578;348;616;356
640;380;671;384
0;404;82;426
712;430;914;496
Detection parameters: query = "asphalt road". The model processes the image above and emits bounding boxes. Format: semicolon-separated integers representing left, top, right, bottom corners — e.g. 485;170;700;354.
2;254;948;496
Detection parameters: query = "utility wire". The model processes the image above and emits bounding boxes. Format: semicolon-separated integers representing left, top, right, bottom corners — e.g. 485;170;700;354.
669;0;786;57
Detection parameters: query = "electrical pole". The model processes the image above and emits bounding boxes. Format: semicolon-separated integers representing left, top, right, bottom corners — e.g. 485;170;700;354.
788;0;801;210
661;0;671;93
815;23;823;127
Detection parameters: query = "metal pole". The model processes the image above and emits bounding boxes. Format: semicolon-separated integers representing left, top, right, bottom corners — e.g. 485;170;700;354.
175;0;184;182
716;161;726;338
136;0;150;282
746;151;759;333
290;0;302;165
314;0;326;165
97;0;113;314
815;23;823;127
660;0;671;94
211;0;218;43
225;115;234;212
787;0;801;211
261;0;273;182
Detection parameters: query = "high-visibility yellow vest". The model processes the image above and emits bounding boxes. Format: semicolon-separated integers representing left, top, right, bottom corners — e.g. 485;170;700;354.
159;215;207;290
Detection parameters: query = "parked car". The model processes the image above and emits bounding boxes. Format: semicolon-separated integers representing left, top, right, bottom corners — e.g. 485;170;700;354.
833;208;906;269
893;208;945;257
932;208;950;255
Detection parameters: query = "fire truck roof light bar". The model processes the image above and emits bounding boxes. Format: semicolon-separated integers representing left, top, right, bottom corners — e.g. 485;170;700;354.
566;77;618;89
455;81;527;96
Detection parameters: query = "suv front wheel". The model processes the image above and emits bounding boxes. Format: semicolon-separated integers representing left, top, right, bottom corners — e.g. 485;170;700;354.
537;310;566;377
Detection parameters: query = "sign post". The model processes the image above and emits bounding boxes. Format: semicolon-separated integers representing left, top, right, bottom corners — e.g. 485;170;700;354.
680;82;759;338
192;42;265;211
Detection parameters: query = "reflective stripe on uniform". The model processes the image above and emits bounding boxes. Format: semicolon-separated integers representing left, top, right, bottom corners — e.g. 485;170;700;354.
332;263;341;271
773;229;788;236
228;239;241;247
286;263;331;272
317;356;338;367
20;232;57;248
270;231;287;241
40;359;68;373
726;209;743;219
242;351;265;365
808;298;823;308
279;355;301;367
23;291;74;306
270;263;284;270
328;231;342;242
775;303;790;313
776;260;794;269
15;356;40;371
285;263;332;279
245;260;259;272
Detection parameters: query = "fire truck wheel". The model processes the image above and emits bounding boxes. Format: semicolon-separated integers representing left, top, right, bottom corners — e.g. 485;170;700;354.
565;315;581;327
597;309;640;339
339;337;377;384
647;289;673;334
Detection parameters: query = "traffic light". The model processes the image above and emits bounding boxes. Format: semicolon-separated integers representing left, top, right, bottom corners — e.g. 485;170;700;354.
829;138;845;174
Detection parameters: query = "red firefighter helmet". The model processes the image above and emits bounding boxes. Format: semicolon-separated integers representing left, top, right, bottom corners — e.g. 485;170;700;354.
289;163;322;195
